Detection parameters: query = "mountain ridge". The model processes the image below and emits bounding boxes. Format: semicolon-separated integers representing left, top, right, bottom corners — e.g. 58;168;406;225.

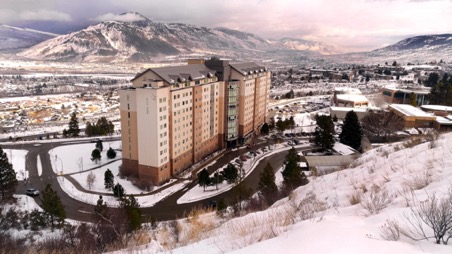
17;12;341;63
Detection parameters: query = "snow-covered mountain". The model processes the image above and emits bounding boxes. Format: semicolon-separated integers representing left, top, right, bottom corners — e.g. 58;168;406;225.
275;37;346;55
370;34;452;61
333;34;452;64
0;25;57;52
18;12;340;63
375;34;452;52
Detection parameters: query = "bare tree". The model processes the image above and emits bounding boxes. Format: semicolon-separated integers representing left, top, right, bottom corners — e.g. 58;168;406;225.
361;111;404;142
403;192;452;245
87;172;96;190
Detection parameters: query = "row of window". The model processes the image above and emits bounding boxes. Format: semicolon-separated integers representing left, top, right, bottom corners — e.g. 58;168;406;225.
173;91;192;100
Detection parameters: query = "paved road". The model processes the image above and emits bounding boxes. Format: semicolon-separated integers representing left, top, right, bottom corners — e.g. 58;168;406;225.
3;137;313;222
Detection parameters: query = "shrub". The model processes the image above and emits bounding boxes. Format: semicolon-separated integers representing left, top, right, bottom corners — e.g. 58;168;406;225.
349;190;362;205
360;186;392;215
107;147;117;159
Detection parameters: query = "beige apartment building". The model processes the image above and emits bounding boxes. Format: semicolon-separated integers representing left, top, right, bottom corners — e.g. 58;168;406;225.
119;58;270;185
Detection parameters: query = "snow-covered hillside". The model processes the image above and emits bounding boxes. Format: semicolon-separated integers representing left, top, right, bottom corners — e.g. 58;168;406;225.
125;132;452;253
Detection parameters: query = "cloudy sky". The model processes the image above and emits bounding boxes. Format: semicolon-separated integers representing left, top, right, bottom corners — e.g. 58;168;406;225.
1;0;451;52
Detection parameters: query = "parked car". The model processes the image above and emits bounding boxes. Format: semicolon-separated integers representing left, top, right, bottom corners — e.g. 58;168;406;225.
294;140;300;145
240;155;248;161
205;200;217;208
26;188;39;196
90;138;101;143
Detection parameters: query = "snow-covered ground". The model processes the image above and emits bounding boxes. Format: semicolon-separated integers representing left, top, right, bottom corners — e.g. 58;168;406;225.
70;160;144;194
4;149;28;180
177;143;311;204
126;132;452;253
48;141;122;174
57;176;189;207
44;140;190;206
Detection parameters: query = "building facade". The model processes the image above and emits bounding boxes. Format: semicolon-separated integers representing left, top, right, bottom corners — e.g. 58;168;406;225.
119;58;270;185
382;85;430;106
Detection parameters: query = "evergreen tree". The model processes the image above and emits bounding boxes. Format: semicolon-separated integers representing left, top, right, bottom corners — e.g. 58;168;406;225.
41;184;65;229
120;195;142;232
67;112;80;137
62;128;68;138
97;117;115;135
221;163;238;184
332;114;338;122
276;119;286;132
113;183;125;198
288;116;295;131
85;121;93;137
409;92;417;106
0;147;17;201
96;140;103;152
258;163;278;204
261;123;270;135
314;115;335;151
93;195;110;223
198;168;211;191
91;148;101;163
425;72;440;87
339;111;363;151
104;169;114;190
106;147;117;159
281;147;308;190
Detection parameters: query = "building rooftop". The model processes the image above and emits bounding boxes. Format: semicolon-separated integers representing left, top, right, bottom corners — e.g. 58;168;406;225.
334;87;362;94
132;64;216;84
435;115;452;125
389;104;434;118
421;105;452;113
336;94;369;103
230;62;266;75
330;106;369;113
383;84;430;95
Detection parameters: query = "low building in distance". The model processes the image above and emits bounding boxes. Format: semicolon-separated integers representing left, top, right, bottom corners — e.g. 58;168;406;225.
119;58;270;185
330;87;371;120
382;84;430;106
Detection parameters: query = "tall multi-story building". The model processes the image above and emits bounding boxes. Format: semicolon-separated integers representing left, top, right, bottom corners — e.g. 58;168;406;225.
119;58;270;185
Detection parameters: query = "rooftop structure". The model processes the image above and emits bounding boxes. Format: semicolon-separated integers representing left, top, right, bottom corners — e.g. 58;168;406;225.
332;87;369;108
382;84;430;106
389;104;436;128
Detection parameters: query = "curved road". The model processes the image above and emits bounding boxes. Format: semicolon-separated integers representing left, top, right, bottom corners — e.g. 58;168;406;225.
4;138;313;222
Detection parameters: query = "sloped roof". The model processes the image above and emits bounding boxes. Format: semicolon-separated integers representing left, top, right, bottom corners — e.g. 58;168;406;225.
230;62;266;75
132;64;216;84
